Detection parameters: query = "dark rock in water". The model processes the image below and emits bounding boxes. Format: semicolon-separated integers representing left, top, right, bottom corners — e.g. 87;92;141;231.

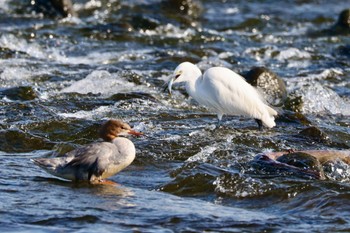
276;152;325;180
325;9;350;35
130;15;160;30
108;92;158;102
250;154;322;179
0;86;38;101
277;110;311;126
283;93;303;113
336;45;350;57
0;47;17;59
161;0;203;17
0;129;54;153
160;0;203;24
334;9;350;31
299;126;329;142
312;9;350;36
242;67;287;107
31;0;76;18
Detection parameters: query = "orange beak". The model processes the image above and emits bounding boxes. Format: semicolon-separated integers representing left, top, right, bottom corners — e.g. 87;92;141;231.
128;130;144;137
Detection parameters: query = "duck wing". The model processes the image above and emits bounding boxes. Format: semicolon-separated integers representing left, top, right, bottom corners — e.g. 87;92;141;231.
63;142;118;181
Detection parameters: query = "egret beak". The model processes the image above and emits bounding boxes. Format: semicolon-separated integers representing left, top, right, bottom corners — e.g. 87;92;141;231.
167;77;174;96
128;129;144;137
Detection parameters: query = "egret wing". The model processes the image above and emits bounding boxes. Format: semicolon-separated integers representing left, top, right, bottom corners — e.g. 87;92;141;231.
200;67;268;118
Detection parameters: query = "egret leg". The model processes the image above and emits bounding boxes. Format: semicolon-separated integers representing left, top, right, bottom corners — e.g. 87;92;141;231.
255;119;263;131
217;114;223;128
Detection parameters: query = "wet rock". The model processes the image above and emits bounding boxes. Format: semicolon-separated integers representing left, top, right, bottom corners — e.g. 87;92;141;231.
250;154;322;179
299;126;329;142
277;110;311;126
283;93;303;113
310;8;350;36
0;129;54;153
336;44;350;57
0;47;17;59
330;9;350;34
31;0;76;18
242;67;287;107
130;15;160;30
276;152;325;180
0;86;38;101
108;92;158;102
160;0;203;24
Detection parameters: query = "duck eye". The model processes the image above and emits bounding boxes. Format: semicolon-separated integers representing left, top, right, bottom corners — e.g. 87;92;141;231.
175;73;181;79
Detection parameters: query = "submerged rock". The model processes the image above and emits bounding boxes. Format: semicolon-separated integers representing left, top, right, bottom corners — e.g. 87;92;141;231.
0;86;38;101
250;154;322;180
260;150;350;181
243;67;287;107
309;8;350;36
283;93;303;113
160;0;203;25
299;126;329;142
336;44;350;57
330;9;350;34
276;152;325;180
31;0;76;18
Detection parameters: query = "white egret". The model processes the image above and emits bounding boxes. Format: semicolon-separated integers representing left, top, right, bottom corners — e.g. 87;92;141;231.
167;62;278;129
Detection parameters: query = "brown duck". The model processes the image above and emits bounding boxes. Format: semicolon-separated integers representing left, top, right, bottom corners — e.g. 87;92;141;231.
32;119;142;184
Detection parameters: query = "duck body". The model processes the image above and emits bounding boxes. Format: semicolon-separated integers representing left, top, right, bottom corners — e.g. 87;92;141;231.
33;138;135;183
168;62;277;129
32;119;141;184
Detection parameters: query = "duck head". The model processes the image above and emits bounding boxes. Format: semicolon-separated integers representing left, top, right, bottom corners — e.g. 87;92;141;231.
99;119;143;142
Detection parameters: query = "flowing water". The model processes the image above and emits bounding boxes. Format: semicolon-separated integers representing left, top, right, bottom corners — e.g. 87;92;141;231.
1;0;350;232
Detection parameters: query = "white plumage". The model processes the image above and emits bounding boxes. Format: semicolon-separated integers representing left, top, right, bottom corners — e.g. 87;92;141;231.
167;62;278;129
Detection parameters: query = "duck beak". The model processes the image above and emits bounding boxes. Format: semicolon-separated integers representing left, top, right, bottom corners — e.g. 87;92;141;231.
128;129;144;137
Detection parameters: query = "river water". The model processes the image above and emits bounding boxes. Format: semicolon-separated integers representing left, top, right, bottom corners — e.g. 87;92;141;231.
1;0;350;232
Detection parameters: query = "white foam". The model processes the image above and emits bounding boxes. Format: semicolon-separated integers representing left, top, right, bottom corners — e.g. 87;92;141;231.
0;0;10;11
276;48;311;61
139;23;196;39
297;82;350;115
186;146;217;163
0;34;47;59
287;69;350;115
60;70;139;96
58;105;112;120
0;67;33;87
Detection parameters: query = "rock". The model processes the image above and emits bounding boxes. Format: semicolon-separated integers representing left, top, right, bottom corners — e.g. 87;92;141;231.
336;44;350;57
243;67;287;107
0;86;38;101
283;93;303;113
31;0;76;18
299;126;329;142
160;0;203;24
250;154;322;179
334;9;350;30
318;9;350;36
276;152;325;180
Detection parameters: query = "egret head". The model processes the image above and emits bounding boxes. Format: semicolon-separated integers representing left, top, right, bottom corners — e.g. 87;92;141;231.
167;62;202;95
